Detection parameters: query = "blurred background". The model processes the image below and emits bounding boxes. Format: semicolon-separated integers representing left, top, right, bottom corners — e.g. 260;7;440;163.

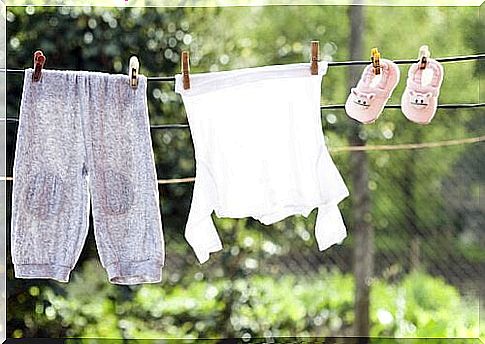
4;4;485;340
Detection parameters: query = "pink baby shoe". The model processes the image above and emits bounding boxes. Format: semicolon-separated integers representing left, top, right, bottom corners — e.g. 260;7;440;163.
345;59;400;124
401;58;444;124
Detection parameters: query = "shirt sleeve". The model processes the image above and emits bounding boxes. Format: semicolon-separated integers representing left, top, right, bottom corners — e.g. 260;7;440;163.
315;204;347;251
184;162;223;263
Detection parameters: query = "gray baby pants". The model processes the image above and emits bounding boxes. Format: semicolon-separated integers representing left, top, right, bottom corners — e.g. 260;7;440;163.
11;69;165;285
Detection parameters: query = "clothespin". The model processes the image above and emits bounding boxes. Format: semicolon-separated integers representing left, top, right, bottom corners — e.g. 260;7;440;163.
371;48;381;75
310;41;319;75
32;50;46;82
181;51;190;90
418;45;430;70
129;56;139;89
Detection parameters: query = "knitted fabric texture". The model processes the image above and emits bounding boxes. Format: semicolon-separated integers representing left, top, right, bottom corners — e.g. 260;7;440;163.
11;69;165;285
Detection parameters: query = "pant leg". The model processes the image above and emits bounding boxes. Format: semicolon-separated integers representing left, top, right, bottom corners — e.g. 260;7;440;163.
82;73;164;285
11;70;90;283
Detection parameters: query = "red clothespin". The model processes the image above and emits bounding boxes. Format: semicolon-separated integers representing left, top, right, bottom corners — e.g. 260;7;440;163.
32;50;46;82
310;41;319;75
418;45;430;70
371;48;381;75
181;51;190;90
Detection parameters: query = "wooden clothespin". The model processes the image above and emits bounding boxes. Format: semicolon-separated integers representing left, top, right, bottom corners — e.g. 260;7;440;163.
310;41;320;75
418;45;430;70
181;51;190;90
32;50;46;82
129;56;139;89
371;48;381;75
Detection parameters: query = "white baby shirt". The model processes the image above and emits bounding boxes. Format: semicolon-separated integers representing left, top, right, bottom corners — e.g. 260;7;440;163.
175;62;350;263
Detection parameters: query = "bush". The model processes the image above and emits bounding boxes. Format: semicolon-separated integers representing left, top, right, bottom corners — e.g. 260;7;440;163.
12;261;478;339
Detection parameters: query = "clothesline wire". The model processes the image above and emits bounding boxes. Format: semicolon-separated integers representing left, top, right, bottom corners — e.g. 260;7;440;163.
3;102;484;130
2;53;483;184
320;103;485;110
329;135;485;152
1;135;484;185
2;53;484;79
3;53;483;123
326;53;485;66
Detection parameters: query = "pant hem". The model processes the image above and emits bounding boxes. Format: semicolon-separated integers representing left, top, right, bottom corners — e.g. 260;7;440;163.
105;259;163;285
14;264;71;283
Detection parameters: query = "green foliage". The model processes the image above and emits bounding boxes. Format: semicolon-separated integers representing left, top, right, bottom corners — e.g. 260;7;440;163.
15;263;479;339
370;271;478;338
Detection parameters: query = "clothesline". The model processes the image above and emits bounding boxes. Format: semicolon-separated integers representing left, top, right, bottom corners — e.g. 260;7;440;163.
2;53;484;186
3;53;483;123
3;102;484;130
2;53;484;79
3;52;483;123
320;103;485;110
2;135;483;185
327;53;485;66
